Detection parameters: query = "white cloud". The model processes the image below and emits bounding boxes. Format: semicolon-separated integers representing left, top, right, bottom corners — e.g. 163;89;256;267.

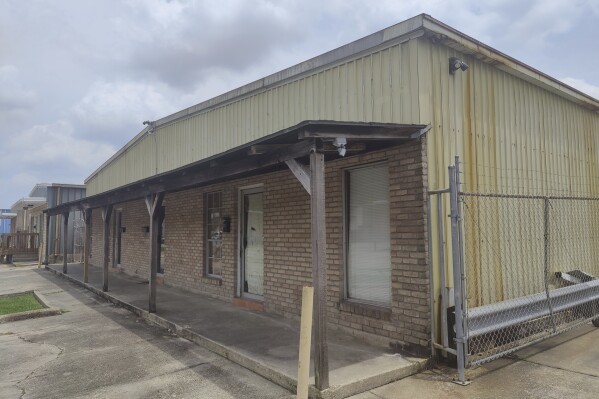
3;120;115;170
0;65;37;124
71;81;179;139
560;77;599;100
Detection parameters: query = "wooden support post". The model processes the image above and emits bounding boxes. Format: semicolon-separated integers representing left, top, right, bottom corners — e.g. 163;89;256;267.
62;212;70;274
102;205;113;292
297;286;314;399
44;213;51;266
145;192;165;313
310;150;329;390
83;208;92;284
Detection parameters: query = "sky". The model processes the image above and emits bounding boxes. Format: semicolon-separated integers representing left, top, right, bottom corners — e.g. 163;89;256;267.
1;0;598;207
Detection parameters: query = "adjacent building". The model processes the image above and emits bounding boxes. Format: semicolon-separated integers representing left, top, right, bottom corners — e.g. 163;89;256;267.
4;183;85;263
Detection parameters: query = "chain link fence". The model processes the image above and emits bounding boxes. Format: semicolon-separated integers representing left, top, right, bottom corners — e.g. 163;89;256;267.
460;192;599;367
432;160;599;383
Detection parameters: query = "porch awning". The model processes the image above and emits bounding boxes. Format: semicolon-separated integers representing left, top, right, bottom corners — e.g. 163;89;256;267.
45;120;430;216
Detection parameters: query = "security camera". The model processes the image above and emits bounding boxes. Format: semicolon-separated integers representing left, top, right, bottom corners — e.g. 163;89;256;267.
333;137;347;157
449;57;469;74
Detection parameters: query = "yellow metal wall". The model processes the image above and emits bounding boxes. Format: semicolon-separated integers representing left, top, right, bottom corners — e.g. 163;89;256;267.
86;39;422;195
417;38;599;345
420;39;599;198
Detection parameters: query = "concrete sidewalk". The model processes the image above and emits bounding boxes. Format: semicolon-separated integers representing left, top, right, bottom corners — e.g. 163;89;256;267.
350;324;599;398
0;264;295;399
46;263;426;399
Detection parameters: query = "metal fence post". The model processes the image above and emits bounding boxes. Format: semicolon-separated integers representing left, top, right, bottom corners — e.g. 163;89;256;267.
543;197;557;332
449;164;469;385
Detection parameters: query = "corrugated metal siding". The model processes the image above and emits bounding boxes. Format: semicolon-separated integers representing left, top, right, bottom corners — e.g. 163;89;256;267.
420;39;599;197
47;186;86;255
86;40;421;195
418;38;599;336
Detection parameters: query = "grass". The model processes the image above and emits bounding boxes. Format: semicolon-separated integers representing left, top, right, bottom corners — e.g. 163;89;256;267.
0;293;44;315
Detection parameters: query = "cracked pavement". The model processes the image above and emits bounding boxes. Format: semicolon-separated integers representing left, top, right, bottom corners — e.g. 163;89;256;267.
0;265;293;399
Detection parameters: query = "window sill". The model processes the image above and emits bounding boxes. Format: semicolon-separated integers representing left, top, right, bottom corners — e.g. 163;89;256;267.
201;275;223;286
339;299;391;321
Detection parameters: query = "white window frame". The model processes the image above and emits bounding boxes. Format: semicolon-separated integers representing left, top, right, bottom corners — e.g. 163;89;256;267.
343;161;392;307
204;191;224;278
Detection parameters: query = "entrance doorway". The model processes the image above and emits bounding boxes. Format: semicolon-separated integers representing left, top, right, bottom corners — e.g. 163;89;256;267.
239;187;264;300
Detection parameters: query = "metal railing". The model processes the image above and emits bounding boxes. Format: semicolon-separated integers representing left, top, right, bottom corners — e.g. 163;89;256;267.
0;232;40;262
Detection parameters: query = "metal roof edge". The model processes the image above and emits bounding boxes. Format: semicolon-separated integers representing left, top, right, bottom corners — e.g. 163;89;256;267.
48;183;87;189
421;14;599;111
28;183;49;198
10;197;47;211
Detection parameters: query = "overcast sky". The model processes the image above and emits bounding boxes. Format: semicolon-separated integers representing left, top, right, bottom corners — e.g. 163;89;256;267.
1;0;598;207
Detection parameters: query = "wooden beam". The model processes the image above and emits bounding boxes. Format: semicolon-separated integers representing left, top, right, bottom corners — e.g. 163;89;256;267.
83;208;92;284
310;151;329;390
321;142;366;153
145;192;165;313
285;159;311;194
101;205;113;292
62;212;69;274
45;140;316;217
248;144;289;155
299;131;412;140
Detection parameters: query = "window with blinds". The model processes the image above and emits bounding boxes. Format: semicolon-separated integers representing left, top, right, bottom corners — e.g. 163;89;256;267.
346;164;391;305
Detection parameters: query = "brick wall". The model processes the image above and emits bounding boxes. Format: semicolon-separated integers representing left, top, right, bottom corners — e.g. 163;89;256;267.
325;138;430;352
90;208;114;267
87;139;429;351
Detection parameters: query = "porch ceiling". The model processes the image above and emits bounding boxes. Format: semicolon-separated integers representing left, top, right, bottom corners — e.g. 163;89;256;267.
45;120;430;216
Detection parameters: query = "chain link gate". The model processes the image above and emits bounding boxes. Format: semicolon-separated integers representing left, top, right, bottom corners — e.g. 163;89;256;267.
432;157;599;384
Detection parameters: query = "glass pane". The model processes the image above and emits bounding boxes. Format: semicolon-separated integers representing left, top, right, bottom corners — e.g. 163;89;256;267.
244;192;264;296
347;165;391;304
205;191;223;276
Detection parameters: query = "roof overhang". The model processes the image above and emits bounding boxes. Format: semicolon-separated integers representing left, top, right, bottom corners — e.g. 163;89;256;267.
48;183;86;189
0;212;17;219
47;120;430;216
10;197;46;212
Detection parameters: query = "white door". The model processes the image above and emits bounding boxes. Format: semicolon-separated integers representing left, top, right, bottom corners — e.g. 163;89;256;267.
241;188;264;299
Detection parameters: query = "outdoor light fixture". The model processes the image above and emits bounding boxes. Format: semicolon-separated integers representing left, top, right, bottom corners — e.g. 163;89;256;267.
449;56;469;74
333;137;347;157
143;120;156;134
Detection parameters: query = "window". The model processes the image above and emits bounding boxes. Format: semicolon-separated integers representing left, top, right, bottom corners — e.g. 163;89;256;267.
346;163;391;305
205;191;223;276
